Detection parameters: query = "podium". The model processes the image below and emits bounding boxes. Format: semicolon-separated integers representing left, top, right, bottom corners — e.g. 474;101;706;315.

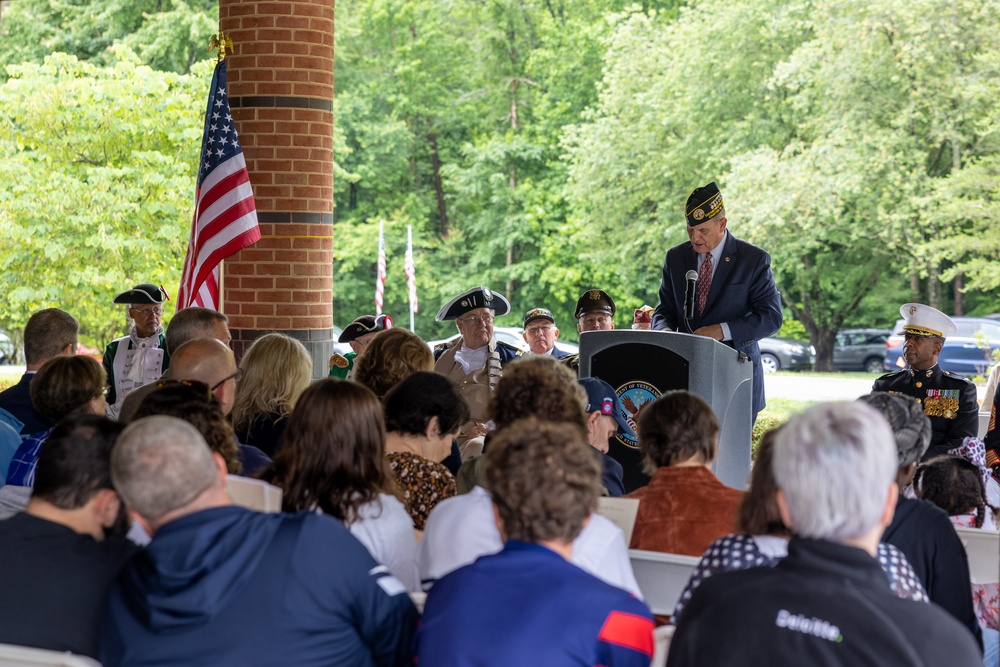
579;330;753;492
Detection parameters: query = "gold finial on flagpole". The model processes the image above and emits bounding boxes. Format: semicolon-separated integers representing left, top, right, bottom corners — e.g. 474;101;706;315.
209;32;234;63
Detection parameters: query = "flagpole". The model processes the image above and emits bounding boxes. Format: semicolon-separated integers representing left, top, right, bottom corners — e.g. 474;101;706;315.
407;226;415;332
375;219;386;316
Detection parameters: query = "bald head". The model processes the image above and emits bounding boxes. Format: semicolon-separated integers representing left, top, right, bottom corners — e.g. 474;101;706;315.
169;338;238;415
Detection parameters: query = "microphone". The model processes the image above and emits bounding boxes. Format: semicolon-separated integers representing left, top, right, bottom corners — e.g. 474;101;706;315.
684;270;698;321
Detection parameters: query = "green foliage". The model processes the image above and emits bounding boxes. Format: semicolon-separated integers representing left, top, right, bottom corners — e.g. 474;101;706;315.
0;52;207;347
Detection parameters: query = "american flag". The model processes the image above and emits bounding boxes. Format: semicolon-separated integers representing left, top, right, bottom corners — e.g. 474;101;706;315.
405;225;418;315
375;219;386;315
177;59;261;310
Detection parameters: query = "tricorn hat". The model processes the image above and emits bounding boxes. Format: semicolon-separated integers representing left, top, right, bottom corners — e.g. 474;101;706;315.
574;289;616;320
338;314;393;343
685;182;724;226
436;287;510;321
113;284;168;305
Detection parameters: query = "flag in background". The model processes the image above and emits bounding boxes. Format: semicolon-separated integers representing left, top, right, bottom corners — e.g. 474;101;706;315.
177;59;261;310
405;225;418;321
375;219;386;315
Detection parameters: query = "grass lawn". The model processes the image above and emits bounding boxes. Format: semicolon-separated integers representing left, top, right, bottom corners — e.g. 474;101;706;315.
0;366;22;392
752;397;822;458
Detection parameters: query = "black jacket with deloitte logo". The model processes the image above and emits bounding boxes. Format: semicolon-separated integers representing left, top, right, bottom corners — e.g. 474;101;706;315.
667;537;982;667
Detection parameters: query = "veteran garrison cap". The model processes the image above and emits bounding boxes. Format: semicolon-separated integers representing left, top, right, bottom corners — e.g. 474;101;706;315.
578;377;636;437
899;303;957;339
436;287;510;321
338;314;393;343
523;308;555;327
685;182;725;226
574;289;616;320
113;284;168;305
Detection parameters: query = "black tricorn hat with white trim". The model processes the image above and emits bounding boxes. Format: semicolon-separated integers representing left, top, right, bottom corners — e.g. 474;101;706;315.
436;287;510;321
112;284;168;305
338;314;393;343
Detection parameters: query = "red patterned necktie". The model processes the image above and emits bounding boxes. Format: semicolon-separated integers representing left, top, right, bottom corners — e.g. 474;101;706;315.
697;254;712;315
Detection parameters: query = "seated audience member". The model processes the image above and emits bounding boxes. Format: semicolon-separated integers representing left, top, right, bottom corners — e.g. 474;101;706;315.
231;333;312;456
667;403;982;667
915;454;1000;655
626;391;743;555
118;307;231;422
419;356;640;597
383;372;466;530
0;415;137;659
672;430;927;624
578;377;633;496
101;416;417;667
5;355;107;492
354;327;435;399
258;379;419;591
330;313;393;380
133;339;270;474
0;308;78;436
860;392;984;647
416;419;654;667
133;381;251;475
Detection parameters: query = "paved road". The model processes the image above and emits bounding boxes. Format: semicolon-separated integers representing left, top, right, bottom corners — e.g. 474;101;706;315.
765;373;990;404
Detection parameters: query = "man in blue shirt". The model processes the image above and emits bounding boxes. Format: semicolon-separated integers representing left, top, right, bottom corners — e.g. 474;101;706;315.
416;417;654;666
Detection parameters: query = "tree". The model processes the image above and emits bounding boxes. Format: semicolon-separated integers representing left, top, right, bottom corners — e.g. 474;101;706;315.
0;51;207;347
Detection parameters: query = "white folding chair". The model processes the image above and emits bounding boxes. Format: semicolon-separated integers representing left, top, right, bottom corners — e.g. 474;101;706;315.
649;625;675;667
628;549;700;617
954;527;999;585
226;475;283;513
979;412;991;439
0;643;101;666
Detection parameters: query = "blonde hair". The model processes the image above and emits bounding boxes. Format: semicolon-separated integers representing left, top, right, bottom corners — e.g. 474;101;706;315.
231;333;313;432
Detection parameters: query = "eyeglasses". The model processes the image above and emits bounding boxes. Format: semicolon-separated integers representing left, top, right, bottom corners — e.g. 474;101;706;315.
458;314;494;324
211;368;244;391
131;306;163;316
525;326;553;335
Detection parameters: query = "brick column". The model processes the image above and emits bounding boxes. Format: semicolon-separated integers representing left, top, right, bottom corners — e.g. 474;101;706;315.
219;0;335;378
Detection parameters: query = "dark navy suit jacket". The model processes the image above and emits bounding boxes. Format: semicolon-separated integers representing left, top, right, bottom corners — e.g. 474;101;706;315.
0;373;49;436
651;231;782;416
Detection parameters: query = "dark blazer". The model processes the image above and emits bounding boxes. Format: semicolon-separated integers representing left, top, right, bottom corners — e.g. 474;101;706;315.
550;345;571;360
651;232;782;416
0;373;48;436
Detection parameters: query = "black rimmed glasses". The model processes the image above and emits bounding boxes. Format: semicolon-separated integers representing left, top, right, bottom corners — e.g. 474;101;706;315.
211;368;244;391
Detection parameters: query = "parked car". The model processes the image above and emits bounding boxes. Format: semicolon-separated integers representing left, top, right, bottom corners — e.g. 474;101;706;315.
884;317;1000;377
833;328;891;373
758;336;814;373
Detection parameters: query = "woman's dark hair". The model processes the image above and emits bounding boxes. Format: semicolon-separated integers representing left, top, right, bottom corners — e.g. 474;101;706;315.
638;390;719;472
383;372;470;436
30;355;106;423
354;328;434;398
258;379;393;523
914;455;996;529
490;356;586;431
133;381;242;474
737;428;787;536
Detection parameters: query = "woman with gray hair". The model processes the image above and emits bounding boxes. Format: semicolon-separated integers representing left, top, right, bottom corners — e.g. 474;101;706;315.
861;392;984;651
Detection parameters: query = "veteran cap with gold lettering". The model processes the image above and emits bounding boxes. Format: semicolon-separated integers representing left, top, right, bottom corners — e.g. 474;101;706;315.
685;182;724;226
899;303;957;339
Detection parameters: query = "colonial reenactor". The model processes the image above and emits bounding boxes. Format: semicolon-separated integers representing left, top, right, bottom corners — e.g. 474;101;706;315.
103;284;170;421
575;289;617;333
330;314;392;380
521;308;570;359
433;287;521;449
871;303;978;459
632;305;655;330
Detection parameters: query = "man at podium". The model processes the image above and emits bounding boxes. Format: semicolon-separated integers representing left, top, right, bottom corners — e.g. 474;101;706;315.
651;182;782;420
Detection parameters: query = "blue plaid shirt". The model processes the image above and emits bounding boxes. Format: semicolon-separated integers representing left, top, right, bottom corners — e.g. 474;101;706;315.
5;427;52;487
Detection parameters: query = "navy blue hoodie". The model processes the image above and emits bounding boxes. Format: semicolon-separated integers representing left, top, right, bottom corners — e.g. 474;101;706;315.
101;506;417;666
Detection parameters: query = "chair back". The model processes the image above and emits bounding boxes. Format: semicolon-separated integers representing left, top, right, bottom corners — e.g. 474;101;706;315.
954;526;999;585
628;549;700;616
979;412;991;439
226;475;283;512
649;625;675;667
0;643;101;666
